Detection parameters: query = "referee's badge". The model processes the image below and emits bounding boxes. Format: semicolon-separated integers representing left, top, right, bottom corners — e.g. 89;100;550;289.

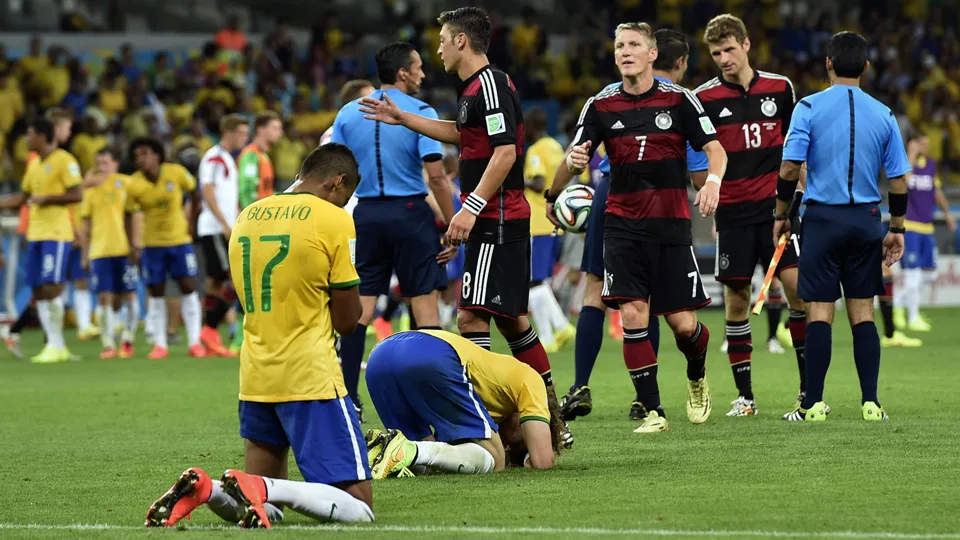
761;97;778;117
655;112;673;130
459;101;469;124
719;253;730;270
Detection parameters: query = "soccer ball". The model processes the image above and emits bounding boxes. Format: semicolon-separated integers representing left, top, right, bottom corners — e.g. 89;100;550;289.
553;184;594;233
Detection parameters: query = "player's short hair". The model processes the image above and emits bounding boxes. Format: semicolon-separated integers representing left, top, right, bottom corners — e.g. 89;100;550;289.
29;118;56;142
437;7;492;54
253;111;280;131
220;113;248;135
826;31;869;79
906;130;928;144
652;29;689;71
614;22;656;48
128;136;166;164
376;42;417;85
524;107;548;134
97;145;122;163
299;143;360;189
703;14;749;46
340;79;374;103
44;107;72;124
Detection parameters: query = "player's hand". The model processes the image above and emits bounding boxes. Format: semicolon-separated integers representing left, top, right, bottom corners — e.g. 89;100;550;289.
359;94;403;125
445;208;476;247
947;214;957;233
129;247;142;266
436;244;459;264
84;169;107;188
694;181;720;217
772;218;791;246
883;231;905;267
566;141;591;172
546;198;563;229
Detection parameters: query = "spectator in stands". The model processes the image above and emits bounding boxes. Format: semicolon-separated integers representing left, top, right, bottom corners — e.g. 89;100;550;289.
214;14;248;53
37;47;70;110
148;52;177;93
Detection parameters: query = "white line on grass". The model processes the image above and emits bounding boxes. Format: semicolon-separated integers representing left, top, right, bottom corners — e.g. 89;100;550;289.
1;523;959;538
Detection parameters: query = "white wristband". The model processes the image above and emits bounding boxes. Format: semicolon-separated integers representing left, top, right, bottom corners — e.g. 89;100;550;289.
464;193;487;216
705;173;721;186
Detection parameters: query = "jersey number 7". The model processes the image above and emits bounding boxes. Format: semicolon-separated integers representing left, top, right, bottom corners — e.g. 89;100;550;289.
237;234;290;313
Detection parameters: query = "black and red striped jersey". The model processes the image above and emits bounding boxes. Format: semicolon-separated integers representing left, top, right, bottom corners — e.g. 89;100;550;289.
693;70;795;230
573;80;717;245
456;65;528;243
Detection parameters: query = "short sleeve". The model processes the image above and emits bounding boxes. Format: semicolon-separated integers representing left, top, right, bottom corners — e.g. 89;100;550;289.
882;113;911;179
780;78;797;137
62;156;82;189
479;71;517;148
198;155;223;186
571;99;603;161
678;89;717;152
21;174;31;194
782;100;812;162
180;166;197;192
123;180;140;212
524;146;548;179
329;108;346;145
417;105;444;160
686;143;708;173
516;369;550;424
327;210;360;289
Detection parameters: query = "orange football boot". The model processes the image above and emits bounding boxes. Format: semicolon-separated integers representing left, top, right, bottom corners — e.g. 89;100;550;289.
372;317;393;342
188;344;208;358
148;345;169;360
608;309;624;341
119;341;134;358
145;468;213;527
99;347;117;359
221;469;271;528
201;326;236;357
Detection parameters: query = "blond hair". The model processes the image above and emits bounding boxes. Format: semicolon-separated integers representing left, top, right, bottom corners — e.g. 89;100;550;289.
704;14;748;45
219;113;248;135
614;22;657;48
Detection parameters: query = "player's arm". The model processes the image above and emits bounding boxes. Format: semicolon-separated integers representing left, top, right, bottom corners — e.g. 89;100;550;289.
0;192;28;209
31;185;82;206
520;420;555;470
328;214;362;336
78;217;91;269
934;176;955;231
469;78;522;205
565;100;604;176
358;95;460;144
237;151;260;210
776;100;813;219
418;107;455;224
883;112;912;256
199;158;233;235
125;202;143;265
678;90;724;216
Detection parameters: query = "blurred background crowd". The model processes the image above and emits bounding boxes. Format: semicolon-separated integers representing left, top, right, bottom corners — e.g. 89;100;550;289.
1;0;958;193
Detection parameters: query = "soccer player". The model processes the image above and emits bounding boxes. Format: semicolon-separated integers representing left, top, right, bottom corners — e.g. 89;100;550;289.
126;137;206;359
333;41;454;420
78;147;140;358
523;107;575;353
231;111;283;353
365;329;561;477
551;28;698;421
358;8;560;428
777;31;908;422
145;144;373;528
197;114;249;357
896;131;954;333
691;14;807;417
564;22;726;433
0;118;83;363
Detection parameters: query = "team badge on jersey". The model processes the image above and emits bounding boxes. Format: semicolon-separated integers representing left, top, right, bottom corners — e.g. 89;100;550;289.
761;97;778;117
655;112;673;130
115;180;123;188
459;102;469;124
166;182;174;191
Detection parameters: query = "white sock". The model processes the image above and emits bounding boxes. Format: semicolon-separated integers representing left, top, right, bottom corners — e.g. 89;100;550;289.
48;296;66;349
263;477;373;523
538;283;570;331
102;306;117;349
439;299;455;328
37;300;57;348
412;441;495;474
206;480;244;523
148;297;168;348
528;286;555;344
75;289;92;332
905;268;923;323
95;305;106;343
181;292;202;347
124;297;139;342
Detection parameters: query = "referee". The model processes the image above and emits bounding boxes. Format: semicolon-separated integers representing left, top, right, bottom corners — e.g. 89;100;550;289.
775;32;910;423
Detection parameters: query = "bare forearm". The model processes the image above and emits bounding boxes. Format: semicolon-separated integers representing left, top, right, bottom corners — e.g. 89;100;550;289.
704;142;727;183
125;213;141;249
37;192;83;205
548;164;574;199
428;175;456;224
473;148;516;201
401;113;460;145
525;176;545;193
935;188;951;216
0;193;27;209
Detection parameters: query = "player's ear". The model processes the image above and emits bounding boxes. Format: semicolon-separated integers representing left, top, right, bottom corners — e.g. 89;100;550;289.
742;38;751;55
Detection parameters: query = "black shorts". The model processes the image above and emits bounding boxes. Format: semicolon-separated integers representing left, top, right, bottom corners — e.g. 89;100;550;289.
714;220;799;284
602;236;711;316
198;234;230;281
460;237;530;319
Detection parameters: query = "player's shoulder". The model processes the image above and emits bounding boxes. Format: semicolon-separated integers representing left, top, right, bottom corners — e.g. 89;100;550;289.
755;70;796;95
592;82;622;102
52;148;80;166
693;76;722;96
200;144;231;163
392;90;435;113
529;136;563;154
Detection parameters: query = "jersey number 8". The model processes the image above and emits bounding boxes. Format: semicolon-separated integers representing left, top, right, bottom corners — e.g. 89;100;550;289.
237;234;290;313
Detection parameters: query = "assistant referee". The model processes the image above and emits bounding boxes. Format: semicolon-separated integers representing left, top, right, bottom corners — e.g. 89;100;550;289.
774;32;910;423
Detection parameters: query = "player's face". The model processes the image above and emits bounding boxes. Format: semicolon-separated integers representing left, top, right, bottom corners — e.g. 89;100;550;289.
614;30;656;78
26;127;45;152
95;153;118;174
676;55;689;83
226;125;250;150
437;25;461;73
402;50;426;94
916;136;930;156
133;146;159;171
709;37;750;77
263;119;283;146
54;120;72;144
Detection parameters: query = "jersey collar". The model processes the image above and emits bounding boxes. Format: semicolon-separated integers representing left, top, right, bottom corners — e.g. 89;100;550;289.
461;64;492;90
618;78;660;101
719;69;759;94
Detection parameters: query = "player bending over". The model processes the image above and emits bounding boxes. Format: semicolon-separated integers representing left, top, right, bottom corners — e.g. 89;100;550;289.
78;147;141;358
145;144;373;528
365;330;562;477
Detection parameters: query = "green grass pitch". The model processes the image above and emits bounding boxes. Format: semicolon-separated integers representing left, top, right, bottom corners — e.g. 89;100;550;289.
1;308;959;540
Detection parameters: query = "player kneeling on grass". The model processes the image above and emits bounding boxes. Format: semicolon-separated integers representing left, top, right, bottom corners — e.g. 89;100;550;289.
365;329;563;478
144;144;374;528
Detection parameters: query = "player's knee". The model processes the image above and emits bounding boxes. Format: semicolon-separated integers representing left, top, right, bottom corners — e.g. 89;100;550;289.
582;275;604;309
846;298;875;326
457;309;489;334
619;301;648;328
178;277;197;294
667;312;698;339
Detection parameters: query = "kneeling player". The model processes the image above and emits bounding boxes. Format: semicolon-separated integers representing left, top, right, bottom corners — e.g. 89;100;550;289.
145;144;374;528
365;329;562;477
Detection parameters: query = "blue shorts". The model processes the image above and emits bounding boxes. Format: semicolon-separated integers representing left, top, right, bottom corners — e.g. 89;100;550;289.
365;332;497;443
25;240;71;288
91;256;139;294
902;231;936;270
581;175;609;278
531;235;561;283
799;203;885;302
238;398;371;485
446;245;466;281
354;197;447;297
142;244;198;286
67;247;89;280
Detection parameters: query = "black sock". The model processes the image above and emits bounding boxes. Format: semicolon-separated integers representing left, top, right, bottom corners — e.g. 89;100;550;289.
11;305;36;334
726;319;753;400
462;332;491;351
879;275;895;338
203;294;231;328
789;310;807;392
852;322;881;405
802;321;832;409
339;323;367;403
406;303;417;330
381;295;401;321
766;303;783;341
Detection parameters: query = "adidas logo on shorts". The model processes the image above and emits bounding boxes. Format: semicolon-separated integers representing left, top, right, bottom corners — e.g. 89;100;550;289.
491;295;502;305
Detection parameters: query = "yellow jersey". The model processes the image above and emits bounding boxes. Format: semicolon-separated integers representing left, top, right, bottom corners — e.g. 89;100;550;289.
79;174;137;260
127;164;196;247
420;330;550;424
524;137;566;237
21;149;82;242
231;192;360;403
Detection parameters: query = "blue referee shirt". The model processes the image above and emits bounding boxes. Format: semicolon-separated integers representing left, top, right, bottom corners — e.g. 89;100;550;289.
331;88;444;199
782;84;911;205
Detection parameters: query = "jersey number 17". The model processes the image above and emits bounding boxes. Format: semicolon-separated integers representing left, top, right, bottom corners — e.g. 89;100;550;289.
236;234;290;313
